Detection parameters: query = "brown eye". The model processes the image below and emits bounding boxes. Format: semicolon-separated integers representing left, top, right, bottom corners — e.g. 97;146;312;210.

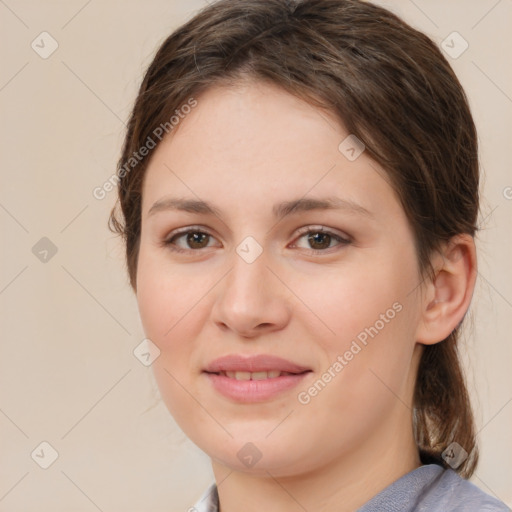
292;227;351;253
307;232;333;250
185;232;210;249
164;229;217;252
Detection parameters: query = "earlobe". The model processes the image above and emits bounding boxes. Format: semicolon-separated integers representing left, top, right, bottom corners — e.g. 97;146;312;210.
416;234;477;345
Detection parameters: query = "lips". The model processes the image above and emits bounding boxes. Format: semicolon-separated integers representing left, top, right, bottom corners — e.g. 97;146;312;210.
204;354;311;375
203;354;312;402
221;370;291;380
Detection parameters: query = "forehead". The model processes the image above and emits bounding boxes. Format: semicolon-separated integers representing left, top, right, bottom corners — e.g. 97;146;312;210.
169;81;342;165
141;81;399;221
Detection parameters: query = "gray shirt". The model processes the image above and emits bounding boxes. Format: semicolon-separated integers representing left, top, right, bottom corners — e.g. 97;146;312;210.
191;464;509;511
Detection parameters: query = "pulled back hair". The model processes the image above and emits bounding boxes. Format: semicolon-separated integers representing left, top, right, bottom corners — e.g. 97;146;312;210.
110;0;480;477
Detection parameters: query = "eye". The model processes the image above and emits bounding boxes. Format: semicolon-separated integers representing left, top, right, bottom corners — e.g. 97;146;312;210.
162;225;351;254
291;226;351;253
163;227;218;253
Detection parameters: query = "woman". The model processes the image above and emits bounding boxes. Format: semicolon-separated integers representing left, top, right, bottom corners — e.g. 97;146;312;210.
110;0;509;510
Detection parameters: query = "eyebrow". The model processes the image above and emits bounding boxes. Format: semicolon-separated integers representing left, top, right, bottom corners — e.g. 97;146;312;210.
147;196;373;220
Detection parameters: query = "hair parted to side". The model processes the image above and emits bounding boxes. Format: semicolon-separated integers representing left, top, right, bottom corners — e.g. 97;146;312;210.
109;0;480;477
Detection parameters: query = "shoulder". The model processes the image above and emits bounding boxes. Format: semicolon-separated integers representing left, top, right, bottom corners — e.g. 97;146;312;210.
359;464;509;512
191;482;219;512
427;467;509;512
191;467;509;512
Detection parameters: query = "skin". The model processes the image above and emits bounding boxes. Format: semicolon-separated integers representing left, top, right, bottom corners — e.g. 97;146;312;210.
136;80;477;512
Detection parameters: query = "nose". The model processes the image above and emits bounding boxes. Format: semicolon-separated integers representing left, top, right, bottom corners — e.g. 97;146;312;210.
211;248;292;338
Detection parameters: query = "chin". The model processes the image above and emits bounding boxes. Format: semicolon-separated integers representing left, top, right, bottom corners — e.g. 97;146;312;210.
198;433;326;478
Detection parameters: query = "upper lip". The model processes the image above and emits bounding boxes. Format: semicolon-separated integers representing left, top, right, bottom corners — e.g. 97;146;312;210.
204;354;311;374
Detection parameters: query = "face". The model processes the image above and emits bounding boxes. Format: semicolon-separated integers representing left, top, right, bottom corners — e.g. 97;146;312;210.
136;81;425;477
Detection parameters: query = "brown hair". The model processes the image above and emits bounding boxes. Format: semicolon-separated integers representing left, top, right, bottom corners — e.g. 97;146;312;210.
110;0;479;477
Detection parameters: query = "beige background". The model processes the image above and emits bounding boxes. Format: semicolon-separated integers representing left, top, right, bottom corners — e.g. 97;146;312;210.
0;0;511;510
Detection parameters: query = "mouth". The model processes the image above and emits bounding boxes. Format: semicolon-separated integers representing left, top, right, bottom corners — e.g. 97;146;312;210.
211;370;303;380
203;353;311;374
203;354;312;402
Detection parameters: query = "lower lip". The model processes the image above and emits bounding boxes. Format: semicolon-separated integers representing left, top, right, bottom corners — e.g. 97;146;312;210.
204;372;310;403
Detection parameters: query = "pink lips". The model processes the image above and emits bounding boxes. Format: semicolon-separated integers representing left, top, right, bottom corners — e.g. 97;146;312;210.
203;354;311;403
204;354;311;374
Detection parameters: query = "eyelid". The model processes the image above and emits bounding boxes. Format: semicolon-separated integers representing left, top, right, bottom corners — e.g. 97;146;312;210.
292;225;351;243
162;225;220;252
165;225;214;239
289;225;352;253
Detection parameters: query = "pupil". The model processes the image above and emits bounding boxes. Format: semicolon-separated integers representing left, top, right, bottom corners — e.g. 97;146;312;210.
308;232;330;250
188;232;208;248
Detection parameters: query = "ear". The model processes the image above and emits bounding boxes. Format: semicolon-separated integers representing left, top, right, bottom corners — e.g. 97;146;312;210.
415;234;477;345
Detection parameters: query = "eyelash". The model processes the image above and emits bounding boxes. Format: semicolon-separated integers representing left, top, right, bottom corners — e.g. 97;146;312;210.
162;225;351;255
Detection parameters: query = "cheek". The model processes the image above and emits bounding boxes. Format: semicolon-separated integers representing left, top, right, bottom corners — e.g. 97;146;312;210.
136;259;205;423
289;252;416;349
135;255;202;419
136;245;203;345
292;305;418;467
137;278;203;371
294;252;420;407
